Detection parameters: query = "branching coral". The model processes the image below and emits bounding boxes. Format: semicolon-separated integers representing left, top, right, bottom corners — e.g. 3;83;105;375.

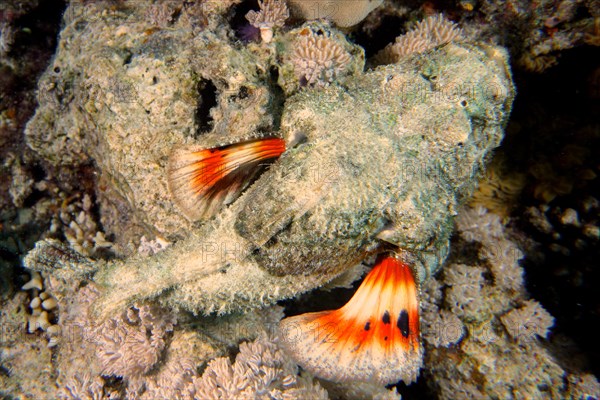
415;13;464;45
290;28;352;86
20;271;62;347
52;194;112;257
500;299;555;342
278;21;365;94
187;335;328;399
376;14;463;64
95;303;176;378
421;205;599;399
246;0;289;43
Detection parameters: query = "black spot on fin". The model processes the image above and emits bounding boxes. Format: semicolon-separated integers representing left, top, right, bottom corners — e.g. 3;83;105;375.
382;311;391;324
397;310;409;338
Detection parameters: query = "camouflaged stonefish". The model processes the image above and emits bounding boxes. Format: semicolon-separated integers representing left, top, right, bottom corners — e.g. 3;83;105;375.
23;41;512;385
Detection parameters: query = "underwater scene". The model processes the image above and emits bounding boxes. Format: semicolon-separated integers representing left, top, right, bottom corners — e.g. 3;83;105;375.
0;0;598;398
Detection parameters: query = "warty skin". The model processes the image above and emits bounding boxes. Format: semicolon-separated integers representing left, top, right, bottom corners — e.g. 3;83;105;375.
37;42;514;319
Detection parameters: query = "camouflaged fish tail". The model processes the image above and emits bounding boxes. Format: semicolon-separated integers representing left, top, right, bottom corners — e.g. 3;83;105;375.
91;43;514;318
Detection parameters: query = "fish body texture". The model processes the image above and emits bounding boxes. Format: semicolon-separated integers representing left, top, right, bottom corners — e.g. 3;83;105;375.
92;43;514;317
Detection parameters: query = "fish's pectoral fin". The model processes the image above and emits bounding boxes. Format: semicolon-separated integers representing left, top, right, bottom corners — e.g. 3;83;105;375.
168;138;286;221
278;255;423;385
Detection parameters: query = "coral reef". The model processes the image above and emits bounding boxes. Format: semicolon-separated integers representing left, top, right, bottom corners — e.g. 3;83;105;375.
16;1;514;326
471;0;598;72
2;0;597;399
3;249;310;399
421;206;599;398
12;5;515;394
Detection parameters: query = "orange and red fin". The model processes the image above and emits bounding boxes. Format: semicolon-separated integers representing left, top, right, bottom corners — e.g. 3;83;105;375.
278;255;422;385
168;138;286;220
